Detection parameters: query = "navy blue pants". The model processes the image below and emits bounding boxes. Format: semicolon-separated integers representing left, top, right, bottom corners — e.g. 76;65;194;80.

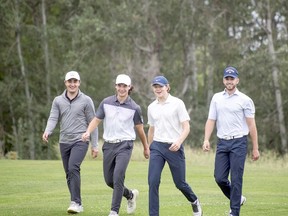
148;141;198;216
214;136;248;216
60;141;89;205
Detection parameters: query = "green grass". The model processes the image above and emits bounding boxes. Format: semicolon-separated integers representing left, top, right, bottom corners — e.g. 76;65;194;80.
1;146;288;216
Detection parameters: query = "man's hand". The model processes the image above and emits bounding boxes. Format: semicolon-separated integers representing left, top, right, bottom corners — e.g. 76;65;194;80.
42;132;49;143
91;147;99;159
82;132;90;141
143;148;150;159
252;149;260;161
202;140;210;151
169;142;181;152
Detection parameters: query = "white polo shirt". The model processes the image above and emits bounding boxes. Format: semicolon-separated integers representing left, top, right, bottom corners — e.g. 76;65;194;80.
148;94;190;143
208;89;255;138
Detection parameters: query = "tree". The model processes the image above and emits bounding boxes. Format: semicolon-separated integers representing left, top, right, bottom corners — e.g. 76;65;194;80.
265;0;287;154
0;0;287;158
15;0;35;159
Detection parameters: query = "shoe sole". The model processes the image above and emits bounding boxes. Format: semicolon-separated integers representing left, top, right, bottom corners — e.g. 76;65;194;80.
67;209;83;214
67;210;78;214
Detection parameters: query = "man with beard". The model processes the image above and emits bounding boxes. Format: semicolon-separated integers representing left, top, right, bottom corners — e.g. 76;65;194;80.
202;66;260;216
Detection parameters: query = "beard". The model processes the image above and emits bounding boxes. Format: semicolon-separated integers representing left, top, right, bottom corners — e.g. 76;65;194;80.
225;84;236;91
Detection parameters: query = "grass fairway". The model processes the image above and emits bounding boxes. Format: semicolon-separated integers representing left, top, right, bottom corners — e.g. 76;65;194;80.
0;148;288;216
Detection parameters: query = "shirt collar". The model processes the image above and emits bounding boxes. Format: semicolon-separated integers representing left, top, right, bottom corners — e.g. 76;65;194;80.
64;89;80;102
156;94;172;104
222;88;239;96
114;94;130;104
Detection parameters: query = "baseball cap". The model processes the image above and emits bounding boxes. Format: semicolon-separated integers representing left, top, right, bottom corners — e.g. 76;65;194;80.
115;74;131;85
65;71;80;81
223;66;238;78
152;76;169;86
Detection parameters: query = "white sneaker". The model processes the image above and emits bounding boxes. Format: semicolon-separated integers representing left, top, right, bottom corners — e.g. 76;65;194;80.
127;189;139;214
67;201;83;213
191;199;202;216
240;195;246;206
108;210;119;216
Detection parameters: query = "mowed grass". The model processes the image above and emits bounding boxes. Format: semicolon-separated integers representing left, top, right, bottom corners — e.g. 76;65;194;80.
0;145;288;216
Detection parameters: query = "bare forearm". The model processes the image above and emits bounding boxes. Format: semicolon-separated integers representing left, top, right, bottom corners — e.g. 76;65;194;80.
147;126;154;145
246;117;260;161
202;119;215;151
87;117;101;133
204;119;215;141
176;121;190;144
249;124;258;150
136;125;149;150
246;118;259;150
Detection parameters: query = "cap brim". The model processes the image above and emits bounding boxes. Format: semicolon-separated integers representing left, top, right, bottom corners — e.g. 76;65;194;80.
116;82;130;85
65;78;80;81
224;75;238;78
152;82;165;86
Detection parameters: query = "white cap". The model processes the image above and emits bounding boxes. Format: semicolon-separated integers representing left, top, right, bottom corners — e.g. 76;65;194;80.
65;71;80;81
115;74;131;85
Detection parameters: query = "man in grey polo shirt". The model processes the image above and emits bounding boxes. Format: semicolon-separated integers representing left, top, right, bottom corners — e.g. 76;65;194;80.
42;71;98;214
82;74;149;216
202;66;260;216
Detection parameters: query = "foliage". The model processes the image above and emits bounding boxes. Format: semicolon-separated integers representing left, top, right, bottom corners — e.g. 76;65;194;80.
0;0;287;158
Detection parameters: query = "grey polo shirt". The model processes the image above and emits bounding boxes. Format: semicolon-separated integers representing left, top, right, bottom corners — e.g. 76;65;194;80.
96;95;144;141
44;90;98;148
208;88;255;138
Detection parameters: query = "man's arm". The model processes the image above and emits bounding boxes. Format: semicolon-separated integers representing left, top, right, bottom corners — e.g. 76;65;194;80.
246;117;260;161
147;125;154;145
169;120;190;151
135;124;149;159
90;127;99;159
82;117;102;141
42;99;59;142
202;119;216;151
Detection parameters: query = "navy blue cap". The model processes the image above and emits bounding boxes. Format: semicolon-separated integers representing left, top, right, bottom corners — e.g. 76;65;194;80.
223;66;239;78
152;76;169;86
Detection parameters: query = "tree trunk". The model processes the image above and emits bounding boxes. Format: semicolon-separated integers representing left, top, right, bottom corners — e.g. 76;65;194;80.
42;0;51;104
266;0;287;154
182;42;197;114
15;0;35;159
41;0;51;159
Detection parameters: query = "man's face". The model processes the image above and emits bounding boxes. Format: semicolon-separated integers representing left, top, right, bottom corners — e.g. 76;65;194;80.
223;76;239;91
152;84;169;98
115;83;130;97
65;79;80;94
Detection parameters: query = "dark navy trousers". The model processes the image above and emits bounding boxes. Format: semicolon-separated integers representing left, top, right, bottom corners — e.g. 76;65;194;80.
214;136;248;216
148;141;198;216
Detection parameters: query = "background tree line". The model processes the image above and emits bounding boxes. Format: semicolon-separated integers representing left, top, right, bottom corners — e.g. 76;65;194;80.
0;0;287;159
